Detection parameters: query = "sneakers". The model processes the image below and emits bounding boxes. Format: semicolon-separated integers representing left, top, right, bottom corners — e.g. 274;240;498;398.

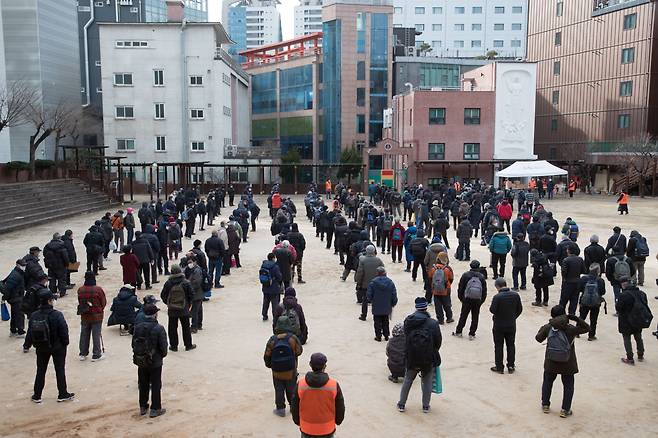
79;355;87;361
621;357;635;365
140;405;149;416
422;405;430;414
91;354;105;362
531;301;542;307
542;405;550;414
468;335;476;341
57;393;75;402
507;366;515;374
149;408;166;418
452;332;462;338
388;375;399;383
31;395;43;404
490;367;504;374
560;409;572;418
273;408;286;417
397;403;406;413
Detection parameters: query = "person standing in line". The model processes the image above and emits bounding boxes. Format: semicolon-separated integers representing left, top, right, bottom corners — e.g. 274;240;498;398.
260;253;283;321
453;260;487;340
3;259;27;337
489;228;512;279
132;303;168;417
43;233;70;298
535;305;590;418
560;247;587;315
511;234;530;291
287;223;307;284
292;353;345;437
577;264;606;341
273;241;295;290
355;245;384;322
397;298;442;414
24;288;74;403
389;219;406;263
160;265;196;352
489;278;523;374
616;276;650;365
604;251;635;310
204;231;226;289
366;266;398;342
61;230;77;289
132;231;154;290
120;245;141;288
111;210;125;253
427;252;455;325
124;207;136;244
264;315;303;417
626;230;649;286
77;271;107;362
184;256;204;333
584;235;606;270
455;218;473;261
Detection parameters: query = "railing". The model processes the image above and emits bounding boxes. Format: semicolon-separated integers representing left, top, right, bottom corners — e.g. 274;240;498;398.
215;48;250;82
241;47;322;69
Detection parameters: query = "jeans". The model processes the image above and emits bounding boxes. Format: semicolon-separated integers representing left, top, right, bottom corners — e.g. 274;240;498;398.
138;366;162;410
623;331;645;360
208;257;222;287
9;301;25;334
168;315;193;349
127;227;134;244
491;253;507;278
579;305;600;338
373;314;390;339
633;260;645;285
542;371;575;411
433;295;453;323
456;241;470;260
493;327;516;369
512;266;527;289
398;367;433;408
559;282;579;315
273;376;296;409
34;348;68;398
455;299;481;336
79;321;102;358
535;285;549;304
191;300;203;329
113;229;124;251
262;294;281;319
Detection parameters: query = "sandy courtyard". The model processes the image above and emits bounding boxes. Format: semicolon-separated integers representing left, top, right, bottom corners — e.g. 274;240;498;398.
0;194;657;437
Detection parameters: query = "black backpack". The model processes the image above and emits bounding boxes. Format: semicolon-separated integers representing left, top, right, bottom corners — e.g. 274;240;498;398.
410;240;426;257
270;334;296;372
635;237;650;258
627;290;653;330
406;323;433;369
30;311;52;349
132;326;155;368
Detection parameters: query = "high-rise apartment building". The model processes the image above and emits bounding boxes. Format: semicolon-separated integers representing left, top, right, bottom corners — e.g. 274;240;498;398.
0;0;81;163
225;0;282;60
295;0;323;38
143;0;208;22
527;0;658;161
392;0;528;58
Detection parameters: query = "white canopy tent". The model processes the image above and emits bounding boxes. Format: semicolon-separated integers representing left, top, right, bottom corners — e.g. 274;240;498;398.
495;160;568;178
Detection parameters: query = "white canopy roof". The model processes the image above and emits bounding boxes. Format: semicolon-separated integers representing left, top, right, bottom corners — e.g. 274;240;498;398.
496;160;568;178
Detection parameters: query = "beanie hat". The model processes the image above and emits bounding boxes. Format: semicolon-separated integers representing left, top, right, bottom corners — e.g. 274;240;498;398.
470;260;481;269
284;287;297;297
415;297;428;311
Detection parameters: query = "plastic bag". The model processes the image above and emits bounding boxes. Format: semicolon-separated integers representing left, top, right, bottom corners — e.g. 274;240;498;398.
1;302;10;321
109;241;117;252
432;366;443;394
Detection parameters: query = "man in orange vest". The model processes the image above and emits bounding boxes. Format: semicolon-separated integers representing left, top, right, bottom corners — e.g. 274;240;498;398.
617;191;629;215
292;353;345;438
325;179;332;197
568;180;577;198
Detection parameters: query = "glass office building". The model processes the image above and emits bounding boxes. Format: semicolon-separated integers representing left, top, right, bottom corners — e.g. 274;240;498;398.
144;0;208;22
322;19;341;163
369;13;388;148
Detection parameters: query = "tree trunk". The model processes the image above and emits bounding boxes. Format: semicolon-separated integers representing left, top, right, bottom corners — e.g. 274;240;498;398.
54;134;61;163
639;172;645;198
28;143;37;181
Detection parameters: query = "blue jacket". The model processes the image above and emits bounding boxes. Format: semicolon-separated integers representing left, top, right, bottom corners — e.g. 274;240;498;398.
366;276;398;316
489;231;512;255
260;260;283;295
511;218;525;238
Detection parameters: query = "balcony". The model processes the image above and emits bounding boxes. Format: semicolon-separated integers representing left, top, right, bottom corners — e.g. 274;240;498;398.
592;0;650;16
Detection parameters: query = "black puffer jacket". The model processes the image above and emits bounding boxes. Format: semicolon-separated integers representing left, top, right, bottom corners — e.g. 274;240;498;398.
43;239;70;270
160;274;193;317
83;227;105;255
22;254;45;288
286;231;306;256
535;314;589;374
132;318;168;368
144;225;161;254
132;236;154;264
108;287;142;325
62;235;77;263
24;305;69;351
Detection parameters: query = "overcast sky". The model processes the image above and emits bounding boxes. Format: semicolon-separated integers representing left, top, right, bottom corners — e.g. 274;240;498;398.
209;0;297;41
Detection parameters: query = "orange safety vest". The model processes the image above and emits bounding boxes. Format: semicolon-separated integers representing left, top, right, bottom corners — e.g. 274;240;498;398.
619;193;629;205
325;181;332;192
298;377;338;436
568;182;576;192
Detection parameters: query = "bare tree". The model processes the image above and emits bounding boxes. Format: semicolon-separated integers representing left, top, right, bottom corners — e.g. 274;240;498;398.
53;107;82;162
25;100;76;180
0;82;37;133
615;133;658;197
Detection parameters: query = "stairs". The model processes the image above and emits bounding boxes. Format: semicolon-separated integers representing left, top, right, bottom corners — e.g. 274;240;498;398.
0;179;115;234
612;162;658;195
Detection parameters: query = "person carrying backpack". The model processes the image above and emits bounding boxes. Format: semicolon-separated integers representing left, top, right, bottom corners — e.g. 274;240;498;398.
160;265;196;351
273;287;308;344
132;303;168;417
577;264;606;341
605;252;635;310
626;230;649;286
23;288;74;404
260;253;283;321
397;297;442;414
453;260;487;339
488;229;512;279
616;277;652;365
427;252;455;325
409;229;429;283
380;210;394;254
535;305;590;418
489;278;523;374
263;315;303;417
389;219;406;263
77;271;107;362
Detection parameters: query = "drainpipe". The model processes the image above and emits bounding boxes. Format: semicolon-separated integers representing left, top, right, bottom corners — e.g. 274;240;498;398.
181;19;189;164
82;1;95;107
115;0;119;21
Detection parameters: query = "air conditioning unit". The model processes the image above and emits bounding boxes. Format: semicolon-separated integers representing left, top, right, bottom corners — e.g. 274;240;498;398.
430;87;443;91
406;46;415;56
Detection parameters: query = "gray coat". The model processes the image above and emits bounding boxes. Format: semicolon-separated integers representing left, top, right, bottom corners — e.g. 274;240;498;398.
355;254;384;290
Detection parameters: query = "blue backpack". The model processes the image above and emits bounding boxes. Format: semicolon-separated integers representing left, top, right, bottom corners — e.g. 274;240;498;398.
392;228;402;241
259;266;273;286
367;211;375;224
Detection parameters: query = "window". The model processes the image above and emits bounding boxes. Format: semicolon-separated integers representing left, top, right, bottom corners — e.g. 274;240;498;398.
618;114;631;129
432;40;442;48
191;141;205;151
472;6;482;14
190;109;205;119
472;23;482;31
512;6;523;13
624;13;637;30
94;1;104;6
556;1;563;17
189;75;203;86
620;80;633;97
550;118;558;131
356;88;365;107
512;23;522;30
78;6;91;11
464;108;480;125
553;61;561;75
356;12;366;53
495;6;505;14
115;106;134;119
113;73;133;86
357;114;366;133
455;24;464;31
433;7;442;14
223;105;232;116
464;143;480;160
95;60;101;67
493;40;504;47
415;40;424;48
394;7;402;13
432;24;442;31
454;40;464;48
455;7;465;14
154;103;165;119
622;47;635;64
96;87;102;93
415;24;425;31
130;6;138;13
511;39;522;47
555;31;562;46
429;107;446;125
357;61;366;80
155;136;166;152
494;23;504;31
472;40;482;48
428;143;445;160
115;40;148;48
552;90;560;105
117;139;135;150
222;73;231;85
415;7;425;14
153;69;164;86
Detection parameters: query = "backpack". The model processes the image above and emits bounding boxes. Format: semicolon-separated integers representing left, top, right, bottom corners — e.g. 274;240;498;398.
367;211;375;224
431;265;447;293
284;308;301;336
21;288;38;315
569;223;579;240
167;283;186;311
407;323;433;368
181;209;190;221
410;240;426;257
627;290;653;330
635;237;650;257
30;312;52;349
613;257;631;281
132;327;155;368
383;217;393;230
464;276;483;300
490;216;500;229
270;334;296;372
259;266;273;286
169;224;181;240
392;228;402;241
138;208;148;222
580;279;601;308
546;327;571;363
540;263;555;278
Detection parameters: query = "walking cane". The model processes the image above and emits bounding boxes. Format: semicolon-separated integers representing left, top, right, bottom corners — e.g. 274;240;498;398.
100;333;105;353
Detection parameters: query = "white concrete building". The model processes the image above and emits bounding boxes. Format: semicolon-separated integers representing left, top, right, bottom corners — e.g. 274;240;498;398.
224;0;282;59
99;19;254;182
393;0;529;58
294;0;323;38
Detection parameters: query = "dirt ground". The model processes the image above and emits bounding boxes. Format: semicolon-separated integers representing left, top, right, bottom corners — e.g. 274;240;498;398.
0;194;657;437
